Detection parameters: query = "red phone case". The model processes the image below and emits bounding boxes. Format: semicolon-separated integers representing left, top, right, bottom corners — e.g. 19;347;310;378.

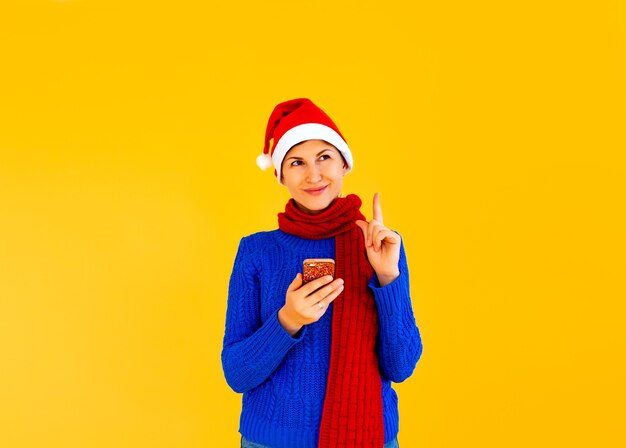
302;258;335;283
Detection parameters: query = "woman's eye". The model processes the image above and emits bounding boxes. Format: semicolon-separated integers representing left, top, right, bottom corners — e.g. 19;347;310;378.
319;154;331;161
291;160;303;166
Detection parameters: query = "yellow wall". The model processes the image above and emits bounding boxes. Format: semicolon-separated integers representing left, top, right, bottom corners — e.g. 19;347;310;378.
1;1;624;447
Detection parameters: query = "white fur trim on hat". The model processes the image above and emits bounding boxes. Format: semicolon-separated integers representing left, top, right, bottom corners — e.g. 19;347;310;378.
256;153;273;170
272;123;353;185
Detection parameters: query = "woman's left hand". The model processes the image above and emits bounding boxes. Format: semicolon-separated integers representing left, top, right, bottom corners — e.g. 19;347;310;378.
355;192;401;287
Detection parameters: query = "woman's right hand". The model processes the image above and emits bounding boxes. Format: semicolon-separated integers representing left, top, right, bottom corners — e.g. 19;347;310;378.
278;273;344;336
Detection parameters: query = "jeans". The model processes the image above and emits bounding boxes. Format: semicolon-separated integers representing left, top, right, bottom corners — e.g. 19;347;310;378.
241;436;400;448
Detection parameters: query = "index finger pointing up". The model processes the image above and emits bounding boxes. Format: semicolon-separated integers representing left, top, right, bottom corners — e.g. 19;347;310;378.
373;192;383;223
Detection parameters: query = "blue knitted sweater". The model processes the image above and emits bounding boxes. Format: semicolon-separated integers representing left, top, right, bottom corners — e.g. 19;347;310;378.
221;229;423;448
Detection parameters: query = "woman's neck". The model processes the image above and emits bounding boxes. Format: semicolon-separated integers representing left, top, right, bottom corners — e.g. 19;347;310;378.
293;196;339;215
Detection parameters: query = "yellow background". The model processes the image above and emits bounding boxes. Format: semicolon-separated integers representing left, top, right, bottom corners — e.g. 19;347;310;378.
1;0;624;447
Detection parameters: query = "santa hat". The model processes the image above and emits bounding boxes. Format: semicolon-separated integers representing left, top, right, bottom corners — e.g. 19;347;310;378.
256;98;353;184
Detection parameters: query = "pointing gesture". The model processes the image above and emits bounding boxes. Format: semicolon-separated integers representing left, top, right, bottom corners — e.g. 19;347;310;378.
355;192;401;286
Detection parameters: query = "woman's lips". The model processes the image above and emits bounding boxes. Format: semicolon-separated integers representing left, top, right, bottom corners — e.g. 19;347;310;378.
304;186;327;196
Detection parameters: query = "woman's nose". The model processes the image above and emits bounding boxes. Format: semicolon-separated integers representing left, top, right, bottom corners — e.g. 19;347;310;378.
306;164;322;182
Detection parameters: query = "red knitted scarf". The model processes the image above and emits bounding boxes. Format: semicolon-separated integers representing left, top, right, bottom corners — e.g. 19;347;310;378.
278;194;384;448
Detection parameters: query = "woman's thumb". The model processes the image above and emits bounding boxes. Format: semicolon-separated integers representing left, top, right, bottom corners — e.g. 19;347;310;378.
288;272;303;291
355;220;368;238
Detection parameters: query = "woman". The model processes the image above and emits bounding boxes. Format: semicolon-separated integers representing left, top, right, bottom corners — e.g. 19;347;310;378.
221;98;423;448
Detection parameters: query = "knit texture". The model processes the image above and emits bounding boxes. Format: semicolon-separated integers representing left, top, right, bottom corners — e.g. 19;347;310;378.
278;194;383;448
222;224;423;447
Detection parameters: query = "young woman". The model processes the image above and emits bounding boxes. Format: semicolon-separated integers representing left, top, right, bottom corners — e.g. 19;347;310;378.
221;98;423;448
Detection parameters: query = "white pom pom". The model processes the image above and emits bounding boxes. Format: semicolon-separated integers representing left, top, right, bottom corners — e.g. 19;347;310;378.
256;153;273;170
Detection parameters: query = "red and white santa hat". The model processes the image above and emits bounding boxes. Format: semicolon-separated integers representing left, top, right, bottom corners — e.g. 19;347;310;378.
256;98;353;184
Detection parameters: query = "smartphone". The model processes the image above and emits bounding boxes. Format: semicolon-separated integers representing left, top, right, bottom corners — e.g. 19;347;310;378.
302;258;335;284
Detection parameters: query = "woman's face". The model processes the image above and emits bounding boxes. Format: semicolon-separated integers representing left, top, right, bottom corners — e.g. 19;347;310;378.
280;139;349;215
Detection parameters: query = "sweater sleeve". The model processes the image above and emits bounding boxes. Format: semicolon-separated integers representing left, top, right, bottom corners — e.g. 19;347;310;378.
369;236;423;383
221;236;307;393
